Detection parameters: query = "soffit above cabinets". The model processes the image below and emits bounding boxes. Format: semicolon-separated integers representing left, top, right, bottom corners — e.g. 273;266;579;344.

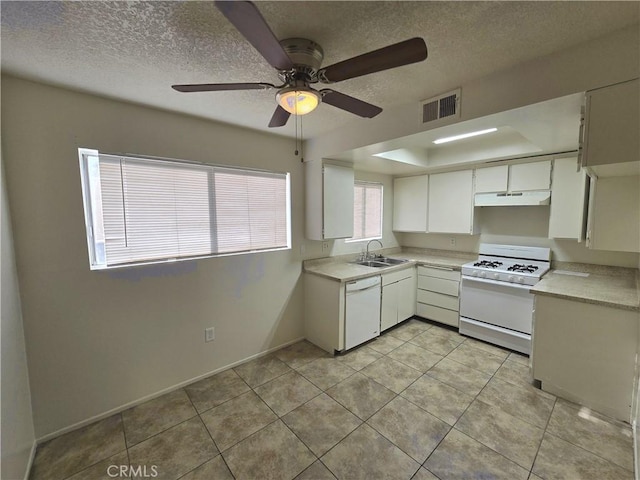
328;93;583;175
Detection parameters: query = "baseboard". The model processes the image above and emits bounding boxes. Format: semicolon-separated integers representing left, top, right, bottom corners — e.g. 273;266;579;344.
35;336;305;444
23;439;37;480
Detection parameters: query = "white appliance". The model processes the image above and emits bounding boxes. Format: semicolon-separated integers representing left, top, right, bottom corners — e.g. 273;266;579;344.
459;244;551;354
345;276;381;350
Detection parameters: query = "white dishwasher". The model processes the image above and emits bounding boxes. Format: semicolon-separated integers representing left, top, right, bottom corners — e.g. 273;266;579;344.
345;276;381;350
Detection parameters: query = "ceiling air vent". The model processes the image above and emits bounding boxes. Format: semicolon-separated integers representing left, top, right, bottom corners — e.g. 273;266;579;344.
420;88;461;126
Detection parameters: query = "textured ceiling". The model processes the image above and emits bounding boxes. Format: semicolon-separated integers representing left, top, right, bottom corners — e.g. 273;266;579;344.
2;1;639;138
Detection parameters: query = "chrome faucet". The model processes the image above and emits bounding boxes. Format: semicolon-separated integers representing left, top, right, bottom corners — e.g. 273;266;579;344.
366;239;383;259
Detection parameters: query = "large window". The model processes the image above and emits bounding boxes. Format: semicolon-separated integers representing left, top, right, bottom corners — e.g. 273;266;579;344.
348;181;383;242
79;149;291;269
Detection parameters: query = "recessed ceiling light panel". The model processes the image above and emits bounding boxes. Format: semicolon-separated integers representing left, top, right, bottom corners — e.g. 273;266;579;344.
433;128;498;144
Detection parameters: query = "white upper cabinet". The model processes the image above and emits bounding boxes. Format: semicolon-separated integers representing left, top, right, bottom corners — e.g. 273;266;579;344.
428;170;477;234
587;175;640;253
509;161;551;191
549;157;588;240
475;161;551;194
474;165;508;193
305;161;354;240
582;79;639;171
393;175;428;232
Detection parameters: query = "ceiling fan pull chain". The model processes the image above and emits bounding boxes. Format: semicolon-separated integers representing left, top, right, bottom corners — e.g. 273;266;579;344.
294;105;299;156
300;116;304;162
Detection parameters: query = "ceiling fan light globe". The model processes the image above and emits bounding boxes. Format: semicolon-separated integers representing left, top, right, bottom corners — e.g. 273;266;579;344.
276;89;319;115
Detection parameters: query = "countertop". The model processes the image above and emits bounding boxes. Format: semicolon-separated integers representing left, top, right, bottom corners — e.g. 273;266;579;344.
305;250;640;311
303;248;475;282
531;264;640;312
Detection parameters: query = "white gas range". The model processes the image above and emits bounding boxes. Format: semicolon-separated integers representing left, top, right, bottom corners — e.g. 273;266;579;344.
459;244;551;355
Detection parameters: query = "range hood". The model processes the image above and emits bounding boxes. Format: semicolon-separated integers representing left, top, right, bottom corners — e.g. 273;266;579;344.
475;191;551;207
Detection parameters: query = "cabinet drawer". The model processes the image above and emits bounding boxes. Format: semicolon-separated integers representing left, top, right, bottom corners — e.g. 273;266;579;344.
382;266;415;286
417;276;459;297
417;266;460;281
416;290;459;311
416;303;459;327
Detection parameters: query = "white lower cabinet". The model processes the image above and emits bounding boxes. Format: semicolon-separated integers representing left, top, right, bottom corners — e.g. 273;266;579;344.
304;274;346;353
305;272;383;354
532;295;637;422
416;266;461;327
381;267;417;331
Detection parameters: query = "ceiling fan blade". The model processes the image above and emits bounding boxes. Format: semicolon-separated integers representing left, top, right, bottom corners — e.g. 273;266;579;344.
172;82;276;93
268;105;291;127
320;90;382;118
318;37;427;83
215;1;294;71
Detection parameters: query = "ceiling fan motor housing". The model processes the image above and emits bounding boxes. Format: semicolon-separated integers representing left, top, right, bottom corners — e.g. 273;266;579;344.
279;38;324;81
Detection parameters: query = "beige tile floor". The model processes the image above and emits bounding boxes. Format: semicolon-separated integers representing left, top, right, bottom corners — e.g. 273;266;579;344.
29;318;634;480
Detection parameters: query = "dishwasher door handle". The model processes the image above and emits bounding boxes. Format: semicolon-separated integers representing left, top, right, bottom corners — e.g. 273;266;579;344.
346;283;381;294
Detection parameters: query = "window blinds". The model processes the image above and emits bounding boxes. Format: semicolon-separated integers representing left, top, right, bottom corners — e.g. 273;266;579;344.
81;152;290;269
351;181;383;241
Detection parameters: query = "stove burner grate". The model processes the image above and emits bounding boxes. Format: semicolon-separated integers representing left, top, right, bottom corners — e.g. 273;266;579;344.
473;260;503;268
507;264;539;273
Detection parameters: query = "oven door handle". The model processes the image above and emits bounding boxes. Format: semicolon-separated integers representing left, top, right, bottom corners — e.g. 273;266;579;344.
461;276;533;291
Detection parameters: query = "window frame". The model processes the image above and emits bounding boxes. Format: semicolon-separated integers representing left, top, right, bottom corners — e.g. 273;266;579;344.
78;148;291;270
345;180;384;243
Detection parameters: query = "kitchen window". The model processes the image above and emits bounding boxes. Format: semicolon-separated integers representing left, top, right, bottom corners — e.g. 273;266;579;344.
78;148;291;269
347;181;383;242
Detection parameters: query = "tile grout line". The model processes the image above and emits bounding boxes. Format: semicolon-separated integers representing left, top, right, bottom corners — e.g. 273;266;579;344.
529;395;557;478
541;412;635;474
185;388;237;480
419;330;529;475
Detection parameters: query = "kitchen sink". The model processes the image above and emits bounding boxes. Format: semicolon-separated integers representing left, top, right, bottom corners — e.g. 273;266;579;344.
379;257;409;265
352;257;410;268
353;260;389;268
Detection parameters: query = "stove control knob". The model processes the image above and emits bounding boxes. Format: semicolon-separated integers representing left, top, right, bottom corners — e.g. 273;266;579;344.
472;270;478;277
493;273;500;280
479;271;486;278
508;275;515;282
518;276;525;283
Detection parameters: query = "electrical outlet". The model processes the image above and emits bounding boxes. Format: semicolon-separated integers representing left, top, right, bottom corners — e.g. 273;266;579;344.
322;241;329;253
449;237;456;247
205;327;215;342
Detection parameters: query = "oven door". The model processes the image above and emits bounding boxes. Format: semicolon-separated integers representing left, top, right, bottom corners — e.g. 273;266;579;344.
460;276;534;334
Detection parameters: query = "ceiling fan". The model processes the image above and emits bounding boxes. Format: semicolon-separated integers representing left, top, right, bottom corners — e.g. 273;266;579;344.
172;1;428;128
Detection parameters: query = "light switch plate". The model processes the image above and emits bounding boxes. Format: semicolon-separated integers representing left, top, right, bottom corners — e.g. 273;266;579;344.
205;327;215;342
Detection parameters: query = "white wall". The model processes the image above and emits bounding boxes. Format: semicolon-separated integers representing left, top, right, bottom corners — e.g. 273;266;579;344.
1;150;36;479
1;76;305;439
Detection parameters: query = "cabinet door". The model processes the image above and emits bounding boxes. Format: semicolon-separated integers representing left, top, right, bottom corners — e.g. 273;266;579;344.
323;164;354;239
475;165;508;193
381;281;399;331
397;276;416;322
393;175;428;232
549;157;587;240
428;170;474;234
509;161;551;191
584;79;639;168
588;175;640;252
